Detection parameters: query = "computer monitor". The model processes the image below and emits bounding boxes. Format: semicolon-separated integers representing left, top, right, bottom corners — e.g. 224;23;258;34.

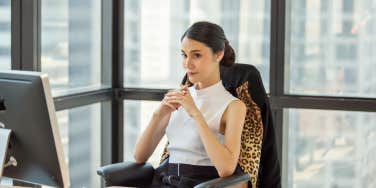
0;70;70;187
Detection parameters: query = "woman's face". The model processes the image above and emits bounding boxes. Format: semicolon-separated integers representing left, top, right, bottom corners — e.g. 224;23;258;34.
181;37;223;84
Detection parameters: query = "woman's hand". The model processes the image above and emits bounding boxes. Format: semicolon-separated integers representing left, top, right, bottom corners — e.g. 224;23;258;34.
154;88;185;116
165;85;201;118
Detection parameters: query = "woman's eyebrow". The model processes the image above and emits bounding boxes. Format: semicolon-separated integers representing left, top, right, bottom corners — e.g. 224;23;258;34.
181;49;201;53
190;50;201;53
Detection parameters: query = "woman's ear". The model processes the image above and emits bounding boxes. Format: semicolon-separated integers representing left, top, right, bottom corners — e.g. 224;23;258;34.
215;50;224;62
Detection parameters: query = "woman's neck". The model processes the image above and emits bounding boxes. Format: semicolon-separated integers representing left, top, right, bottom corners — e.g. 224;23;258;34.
195;73;220;90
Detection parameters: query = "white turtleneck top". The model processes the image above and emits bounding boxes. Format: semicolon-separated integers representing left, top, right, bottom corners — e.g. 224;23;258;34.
165;80;239;166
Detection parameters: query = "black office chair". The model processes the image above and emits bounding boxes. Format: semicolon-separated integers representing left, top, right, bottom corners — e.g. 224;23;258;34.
97;64;281;188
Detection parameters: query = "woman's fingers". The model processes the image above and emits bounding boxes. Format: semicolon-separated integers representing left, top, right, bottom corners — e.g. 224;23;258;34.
162;100;175;110
163;94;182;110
180;85;189;95
168;98;181;104
168;86;188;95
163;87;188;109
165;95;182;102
165;91;184;97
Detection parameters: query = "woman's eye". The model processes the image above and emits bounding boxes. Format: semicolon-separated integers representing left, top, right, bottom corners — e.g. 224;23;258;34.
194;53;201;58
181;54;187;58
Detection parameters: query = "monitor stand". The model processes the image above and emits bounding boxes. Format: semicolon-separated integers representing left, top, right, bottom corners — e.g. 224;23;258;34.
0;128;41;188
0;128;11;178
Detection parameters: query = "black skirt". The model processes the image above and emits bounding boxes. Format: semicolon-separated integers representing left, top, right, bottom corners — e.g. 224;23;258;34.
147;163;220;188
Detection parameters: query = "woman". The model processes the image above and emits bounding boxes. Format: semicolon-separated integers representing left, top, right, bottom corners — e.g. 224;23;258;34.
133;21;247;188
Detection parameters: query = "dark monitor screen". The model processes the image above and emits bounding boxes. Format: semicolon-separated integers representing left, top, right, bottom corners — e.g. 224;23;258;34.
0;70;69;187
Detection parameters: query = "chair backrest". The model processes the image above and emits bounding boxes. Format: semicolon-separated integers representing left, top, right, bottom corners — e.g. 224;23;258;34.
160;63;281;188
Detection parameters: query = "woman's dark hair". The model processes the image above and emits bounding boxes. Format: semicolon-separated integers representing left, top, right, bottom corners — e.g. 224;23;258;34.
181;21;235;67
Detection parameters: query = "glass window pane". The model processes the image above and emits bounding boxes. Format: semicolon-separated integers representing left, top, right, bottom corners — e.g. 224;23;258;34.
41;0;103;96
285;108;376;188
124;100;167;167
0;0;11;70
124;0;271;91
57;103;101;187
286;0;376;97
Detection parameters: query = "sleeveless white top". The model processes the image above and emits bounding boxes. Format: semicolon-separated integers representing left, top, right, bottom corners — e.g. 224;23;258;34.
165;80;239;166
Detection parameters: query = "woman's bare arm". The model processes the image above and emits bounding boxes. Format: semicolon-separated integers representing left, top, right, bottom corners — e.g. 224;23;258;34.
133;111;171;164
193;100;246;177
133;89;184;163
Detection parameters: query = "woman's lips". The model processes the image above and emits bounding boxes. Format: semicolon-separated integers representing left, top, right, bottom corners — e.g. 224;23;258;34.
188;72;197;76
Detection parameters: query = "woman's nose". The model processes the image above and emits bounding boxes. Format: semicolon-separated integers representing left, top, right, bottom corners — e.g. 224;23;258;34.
184;58;194;69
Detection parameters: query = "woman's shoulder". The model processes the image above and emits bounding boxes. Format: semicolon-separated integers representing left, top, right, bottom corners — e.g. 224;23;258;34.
223;98;246;119
228;99;246;112
219;87;245;109
221;99;246;129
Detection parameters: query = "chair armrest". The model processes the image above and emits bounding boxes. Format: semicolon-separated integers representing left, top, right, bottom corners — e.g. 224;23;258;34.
97;161;154;187
194;173;250;188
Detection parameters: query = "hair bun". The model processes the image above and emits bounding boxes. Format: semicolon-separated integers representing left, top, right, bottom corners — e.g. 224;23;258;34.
220;42;235;67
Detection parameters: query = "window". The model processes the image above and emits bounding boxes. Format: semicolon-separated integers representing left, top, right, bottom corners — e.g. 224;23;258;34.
124;0;271;91
285;0;376;97
40;2;105;184
0;0;11;70
124;100;167;167
285;109;376;187
57;103;101;188
41;0;103;96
